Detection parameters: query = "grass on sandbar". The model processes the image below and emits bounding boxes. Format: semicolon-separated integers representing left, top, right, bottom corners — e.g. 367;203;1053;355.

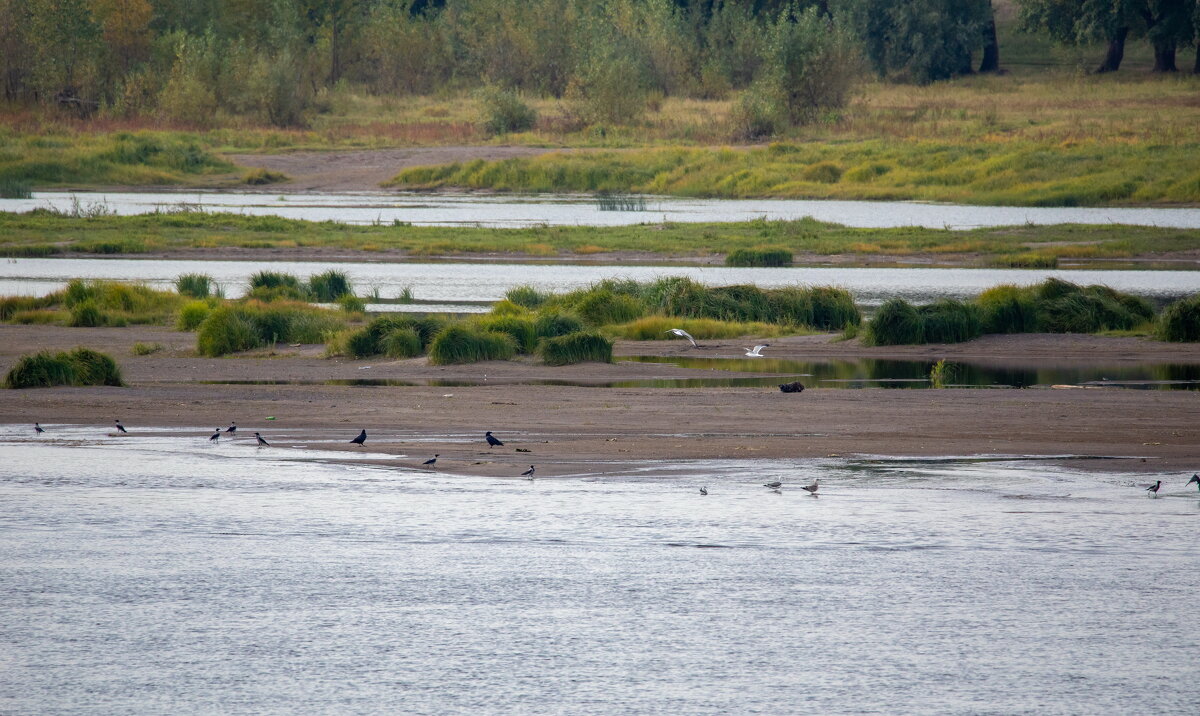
5;347;124;388
538;332;613;366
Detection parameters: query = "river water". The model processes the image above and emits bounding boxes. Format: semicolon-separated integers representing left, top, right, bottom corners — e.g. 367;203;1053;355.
5;191;1200;229
2;426;1198;714
4;258;1200;310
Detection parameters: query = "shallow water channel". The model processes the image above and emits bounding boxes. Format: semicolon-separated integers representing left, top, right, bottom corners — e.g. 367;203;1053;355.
6;190;1200;229
4;258;1200;311
2;426;1198;713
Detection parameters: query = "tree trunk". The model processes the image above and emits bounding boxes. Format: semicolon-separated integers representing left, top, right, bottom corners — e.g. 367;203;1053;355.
1193;43;1200;74
979;13;1000;73
1095;27;1128;73
1152;41;1178;72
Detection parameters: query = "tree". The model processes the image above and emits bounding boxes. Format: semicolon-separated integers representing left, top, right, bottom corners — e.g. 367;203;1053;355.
979;1;1000;72
1018;0;1195;72
28;0;102;101
91;0;154;73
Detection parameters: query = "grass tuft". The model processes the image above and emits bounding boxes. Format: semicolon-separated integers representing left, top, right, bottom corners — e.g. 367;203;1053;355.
1156;294;1200;342
176;273;213;298
5;347;124;389
538;332;613;366
725;247;793;267
428;324;517;365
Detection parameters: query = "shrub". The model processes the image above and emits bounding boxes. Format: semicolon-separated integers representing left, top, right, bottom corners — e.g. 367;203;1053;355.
428;325;517;365
4;347;123;388
176;273;213;298
381;327;423;358
1157;294;1200;342
176;300;213;331
865;299;923;346
346;328;380;358
725;247;793;267
197;307;260;356
506;285;550;309
539;332;613;366
566;54;651;125
478;86;537;135
308;270;353;302
534;311;584;338
474;315;538;353
918;300;982;344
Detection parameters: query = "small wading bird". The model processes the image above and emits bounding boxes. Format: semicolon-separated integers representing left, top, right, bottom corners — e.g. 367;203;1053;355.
744;345;768;358
1188;474;1200;491
763;481;782;489
226;422;237;434
699;486;708;495
34;422;44;434
114;420;127;433
351;429;367;446
1146;480;1162;496
255;432;270;446
486;431;504;448
210;429;220;442
522;465;535;480
423;454;439;466
665;328;698;347
802;478;819;495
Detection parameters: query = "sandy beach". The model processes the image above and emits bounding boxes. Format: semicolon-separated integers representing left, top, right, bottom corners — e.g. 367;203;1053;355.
3;325;1198;476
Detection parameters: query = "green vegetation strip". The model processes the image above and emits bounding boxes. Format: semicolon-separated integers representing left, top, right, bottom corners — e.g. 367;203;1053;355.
5;348;123;389
389;140;1200;206
4;211;1199;265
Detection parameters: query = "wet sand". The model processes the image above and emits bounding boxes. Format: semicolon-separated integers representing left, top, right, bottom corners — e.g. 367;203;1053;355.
3;325;1198;476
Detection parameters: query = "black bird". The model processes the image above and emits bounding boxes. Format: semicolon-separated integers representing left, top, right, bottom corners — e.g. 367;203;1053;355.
521;465;535;479
423;454;439;466
763;481;782;489
1188;474;1200;491
350;429;367;446
34;422;44;434
114;420;127;433
209;429;220;442
485;431;504;448
699;486;708;495
226;422;237;434
1146;480;1162;496
255;432;270;446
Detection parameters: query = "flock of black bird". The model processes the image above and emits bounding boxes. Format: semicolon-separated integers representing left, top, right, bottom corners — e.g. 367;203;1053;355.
31;421;535;478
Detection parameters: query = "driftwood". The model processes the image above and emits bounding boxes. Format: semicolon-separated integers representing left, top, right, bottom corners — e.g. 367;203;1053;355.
778;381;805;393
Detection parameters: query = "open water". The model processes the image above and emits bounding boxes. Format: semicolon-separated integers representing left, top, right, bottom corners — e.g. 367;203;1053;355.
2;426;1198;714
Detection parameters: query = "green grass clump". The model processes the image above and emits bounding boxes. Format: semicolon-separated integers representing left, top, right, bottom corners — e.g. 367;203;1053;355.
1;294;57;321
917;300;982;344
473;315;538;353
4;347;124;389
381;327;424;358
725;247;793;267
505;285;550;309
69;239;149;254
571;289;645;327
337;294;366;313
809;286;862;330
176;273;213;298
864;299;923;346
1156;294;1200;342
977;284;1040;334
538;332;613;366
990;252;1058;269
68;300;108;327
534;311;584;338
60;279;184;324
131;342;164;355
0;178;33;199
196;300;344;356
428;324;517;365
336;314;447;357
249;271;303;292
177;300;213;331
1035;281;1152;333
308;270;354;302
243;168;289;185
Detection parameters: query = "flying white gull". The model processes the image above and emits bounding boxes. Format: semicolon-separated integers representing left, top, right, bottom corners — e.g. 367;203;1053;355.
665;328;698;347
744;345;768;357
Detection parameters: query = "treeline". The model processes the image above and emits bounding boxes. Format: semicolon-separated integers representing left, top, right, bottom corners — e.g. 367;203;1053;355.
1;1;1197;130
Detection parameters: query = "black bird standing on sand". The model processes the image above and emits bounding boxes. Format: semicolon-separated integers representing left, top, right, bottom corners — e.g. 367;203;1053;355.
255;432;270;446
486;431;504;448
226;422;237;434
1146;480;1162;496
34;422;44;434
351;429;367;446
114;420;127;433
210;429;220;442
699;486;708;495
521;465;535;479
1188;474;1200;491
423;454;439;466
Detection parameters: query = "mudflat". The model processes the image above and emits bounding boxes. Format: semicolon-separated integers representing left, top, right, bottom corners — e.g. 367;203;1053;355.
2;325;1198;476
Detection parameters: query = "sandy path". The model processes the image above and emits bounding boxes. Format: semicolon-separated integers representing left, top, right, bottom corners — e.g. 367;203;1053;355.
226;147;566;192
3;326;1198;476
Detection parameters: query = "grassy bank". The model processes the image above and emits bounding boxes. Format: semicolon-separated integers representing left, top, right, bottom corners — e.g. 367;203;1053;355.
2;210;1199;266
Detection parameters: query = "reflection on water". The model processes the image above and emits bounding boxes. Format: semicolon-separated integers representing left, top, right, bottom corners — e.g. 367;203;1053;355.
5;190;1200;229
3;258;1200;309
1;426;1197;714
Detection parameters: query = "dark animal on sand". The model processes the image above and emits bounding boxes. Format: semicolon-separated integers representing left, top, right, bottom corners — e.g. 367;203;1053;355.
779;381;805;393
351;429;367;445
486;431;504;447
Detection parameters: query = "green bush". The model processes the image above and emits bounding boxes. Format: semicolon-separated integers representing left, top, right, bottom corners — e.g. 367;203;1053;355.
808;286;861;330
725;247;793;267
249;271;303;292
539;331;613;366
474;315;538;353
1156;294;1200;342
977;285;1039;334
803;162;843;183
196;301;343;356
337;294;366;313
428;325;517;365
478;86;537;135
176;273;213;298
4;347;124;388
865;299;923;346
197;307;261;356
574;289;644;326
534;311;584;338
918;300;982;344
506;285;550;309
346;328;380;358
69;300;107;327
176;300;212;331
381;327;424;358
308;270;353;302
